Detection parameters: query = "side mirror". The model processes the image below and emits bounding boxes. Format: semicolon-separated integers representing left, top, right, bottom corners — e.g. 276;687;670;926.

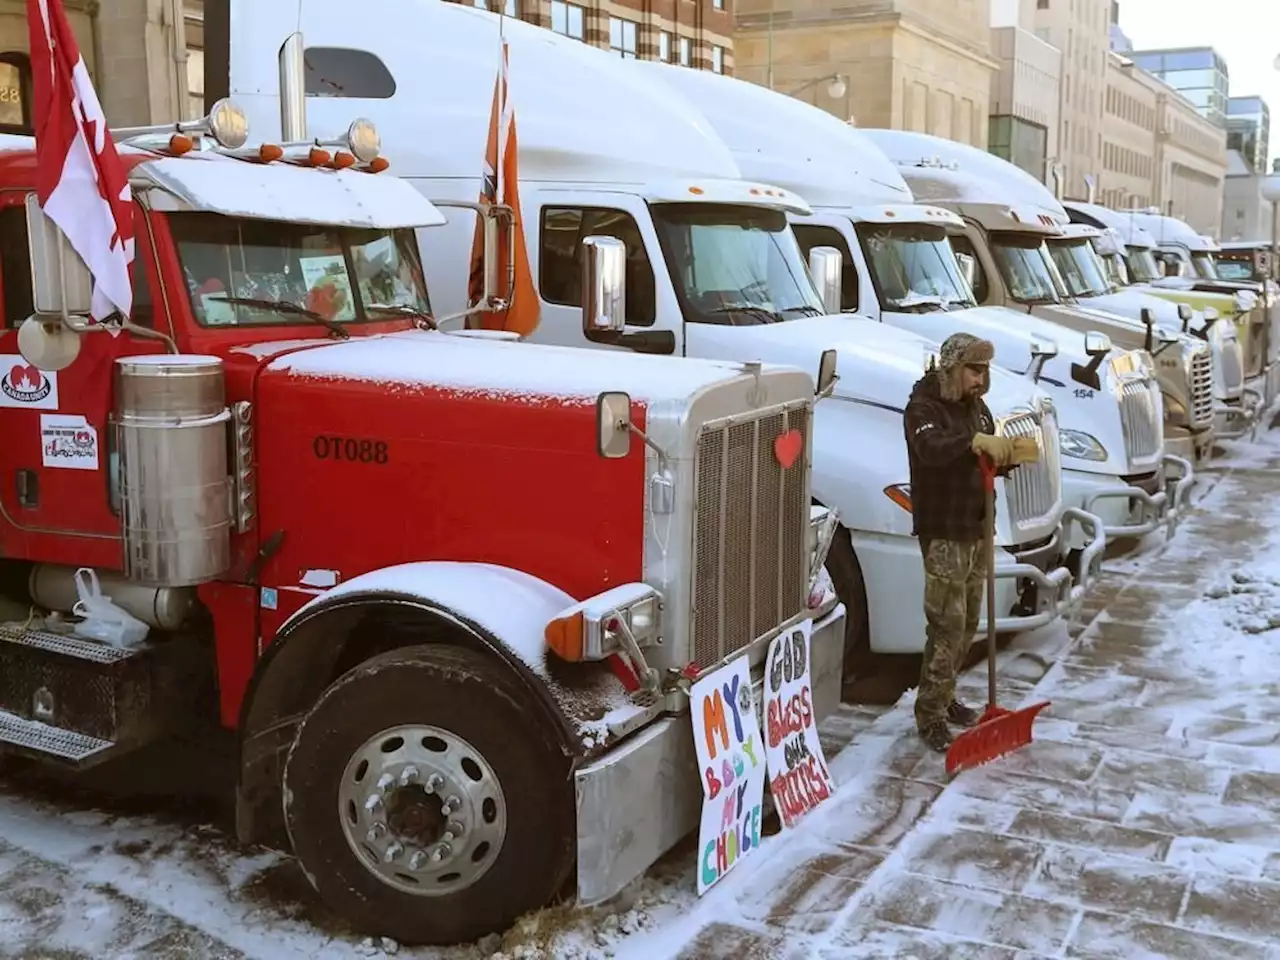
596;391;633;458
1083;332;1112;357
1027;337;1058;383
26;193;93;318
1177;302;1193;332
816;348;838;399
955;252;977;290
807;246;843;315
581;235;627;337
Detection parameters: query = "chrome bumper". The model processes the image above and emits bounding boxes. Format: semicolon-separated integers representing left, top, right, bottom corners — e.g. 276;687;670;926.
1214;388;1264;441
571;603;846;906
993;508;1105;633
1081;453;1194;540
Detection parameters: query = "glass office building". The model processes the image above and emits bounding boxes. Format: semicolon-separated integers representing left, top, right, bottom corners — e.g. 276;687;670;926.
1128;46;1229;127
1227;95;1271;174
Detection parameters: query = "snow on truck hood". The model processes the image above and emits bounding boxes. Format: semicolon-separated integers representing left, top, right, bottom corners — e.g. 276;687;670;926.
937;304;1097;368
266;329;797;403
689;315;1043;417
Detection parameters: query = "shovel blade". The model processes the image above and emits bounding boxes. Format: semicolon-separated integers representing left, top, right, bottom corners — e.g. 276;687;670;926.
945;701;1051;777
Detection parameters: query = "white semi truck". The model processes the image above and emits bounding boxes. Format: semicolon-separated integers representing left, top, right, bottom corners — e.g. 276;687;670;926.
858;128;1221;467
629;62;1188;551
220;0;1103;675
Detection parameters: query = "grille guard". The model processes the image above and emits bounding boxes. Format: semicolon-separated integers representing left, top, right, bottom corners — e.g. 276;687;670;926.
1081;453;1194;540
992;507;1105;634
1213;387;1264;441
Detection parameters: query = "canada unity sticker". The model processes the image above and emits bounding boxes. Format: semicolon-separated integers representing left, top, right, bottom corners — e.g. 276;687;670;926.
0;356;59;410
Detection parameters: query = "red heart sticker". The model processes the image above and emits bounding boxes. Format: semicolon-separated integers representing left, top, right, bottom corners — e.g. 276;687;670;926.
774;429;803;469
9;364;39;392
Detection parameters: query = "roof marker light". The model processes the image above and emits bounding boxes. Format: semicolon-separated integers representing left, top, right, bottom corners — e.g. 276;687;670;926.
367;156;391;173
689;186;705;195
307;146;331;167
329;150;357;170
167;133;194;156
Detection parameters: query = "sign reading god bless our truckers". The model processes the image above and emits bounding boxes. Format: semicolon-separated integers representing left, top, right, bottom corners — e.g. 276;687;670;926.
762;619;835;829
689;657;766;895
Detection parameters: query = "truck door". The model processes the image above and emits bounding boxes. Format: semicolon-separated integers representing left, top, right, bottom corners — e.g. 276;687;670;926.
527;191;680;355
0;194;165;568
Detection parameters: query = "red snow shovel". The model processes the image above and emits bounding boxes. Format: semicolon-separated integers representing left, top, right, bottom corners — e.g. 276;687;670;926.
945;453;1051;777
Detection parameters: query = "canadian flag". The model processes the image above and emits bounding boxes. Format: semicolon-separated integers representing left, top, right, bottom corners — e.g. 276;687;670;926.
27;0;135;321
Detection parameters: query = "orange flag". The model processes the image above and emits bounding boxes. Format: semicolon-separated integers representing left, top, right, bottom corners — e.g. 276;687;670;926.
467;40;539;335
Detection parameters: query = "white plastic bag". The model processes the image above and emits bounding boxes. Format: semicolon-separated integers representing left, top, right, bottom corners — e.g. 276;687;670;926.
71;567;150;648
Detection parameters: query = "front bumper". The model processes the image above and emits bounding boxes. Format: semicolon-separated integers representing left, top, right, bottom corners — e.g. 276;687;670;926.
990;508;1106;633
571;602;847;906
1078;454;1194;540
1213;388;1264;441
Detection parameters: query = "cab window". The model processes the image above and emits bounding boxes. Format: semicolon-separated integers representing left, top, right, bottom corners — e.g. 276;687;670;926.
948;235;990;302
791;224;859;311
539;206;655;326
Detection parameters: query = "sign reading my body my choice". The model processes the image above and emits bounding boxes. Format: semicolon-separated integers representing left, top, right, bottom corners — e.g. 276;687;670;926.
690;657;766;895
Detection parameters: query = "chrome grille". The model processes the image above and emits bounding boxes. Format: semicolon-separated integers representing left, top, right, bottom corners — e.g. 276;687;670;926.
1189;347;1214;428
1119;378;1162;461
691;403;809;670
1219;335;1244;393
997;407;1062;529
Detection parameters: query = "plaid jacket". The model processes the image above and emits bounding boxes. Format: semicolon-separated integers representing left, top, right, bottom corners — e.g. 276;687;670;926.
903;372;996;543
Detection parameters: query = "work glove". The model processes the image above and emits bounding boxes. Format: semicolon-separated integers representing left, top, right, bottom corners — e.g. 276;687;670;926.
971;433;1014;467
1009;436;1040;465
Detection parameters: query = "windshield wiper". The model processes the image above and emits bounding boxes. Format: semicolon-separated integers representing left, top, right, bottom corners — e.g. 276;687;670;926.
887;294;947;313
211;296;350;339
780;304;825;317
366;302;438;329
706;303;784;323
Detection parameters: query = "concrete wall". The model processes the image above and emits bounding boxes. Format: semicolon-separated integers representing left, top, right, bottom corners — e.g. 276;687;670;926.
1222;175;1276;244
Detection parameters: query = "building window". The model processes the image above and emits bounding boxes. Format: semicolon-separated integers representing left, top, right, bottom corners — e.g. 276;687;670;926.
186;47;205;121
0;54;32;134
304;47;397;98
610;17;638;58
1037;0;1048;6
658;31;671;62
711;45;724;74
713;0;725;8
551;0;585;40
678;36;691;67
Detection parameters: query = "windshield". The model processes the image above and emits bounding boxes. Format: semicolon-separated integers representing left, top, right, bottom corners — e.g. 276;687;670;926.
1047;239;1111;297
1191;252;1220;280
650;203;825;326
1125;248;1161;282
988;232;1062;304
855;222;976;311
169;213;431;328
1216;258;1255;281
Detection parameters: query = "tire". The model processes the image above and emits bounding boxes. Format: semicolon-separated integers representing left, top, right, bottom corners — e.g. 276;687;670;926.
825;526;873;684
282;644;575;945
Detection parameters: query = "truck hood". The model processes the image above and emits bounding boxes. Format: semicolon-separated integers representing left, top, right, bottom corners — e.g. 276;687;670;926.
687;314;1044;417
1084;289;1214;338
931;304;1098;370
249;329;804;404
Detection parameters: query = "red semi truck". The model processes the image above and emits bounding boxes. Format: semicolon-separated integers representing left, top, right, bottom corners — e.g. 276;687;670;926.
0;104;845;944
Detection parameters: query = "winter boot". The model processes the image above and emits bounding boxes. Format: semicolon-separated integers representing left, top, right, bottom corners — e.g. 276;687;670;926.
918;720;953;753
947;700;981;728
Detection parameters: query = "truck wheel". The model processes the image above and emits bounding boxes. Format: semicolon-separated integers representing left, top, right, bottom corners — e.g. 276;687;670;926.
826;526;872;684
282;644;575;945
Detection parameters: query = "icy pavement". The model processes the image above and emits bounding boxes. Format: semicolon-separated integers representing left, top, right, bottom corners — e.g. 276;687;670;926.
3;430;1280;958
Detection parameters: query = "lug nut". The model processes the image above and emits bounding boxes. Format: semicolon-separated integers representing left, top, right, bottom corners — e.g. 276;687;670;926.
383;841;404;863
446;819;465;838
366;822;387;843
424;773;444;794
430;843;451;863
408;849;428;870
375;773;396;792
440;795;462;817
364;794;384;814
399;765;419;786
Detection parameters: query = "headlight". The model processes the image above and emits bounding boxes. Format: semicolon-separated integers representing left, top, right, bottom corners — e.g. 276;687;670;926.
1059;429;1107;462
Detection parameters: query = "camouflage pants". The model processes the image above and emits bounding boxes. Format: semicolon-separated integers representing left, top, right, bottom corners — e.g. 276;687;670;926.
914;538;988;730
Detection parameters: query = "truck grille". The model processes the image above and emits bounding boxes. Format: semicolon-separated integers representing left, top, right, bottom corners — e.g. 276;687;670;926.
997;407;1062;530
691;403;809;671
1219;336;1244;394
1189;347;1214;428
1119;378;1162;461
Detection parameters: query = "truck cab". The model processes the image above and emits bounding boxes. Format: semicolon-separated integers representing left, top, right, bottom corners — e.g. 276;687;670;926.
0;103;845;944
1065;201;1273;406
631;62;1187;548
859;128;1219;468
219;0;1106;673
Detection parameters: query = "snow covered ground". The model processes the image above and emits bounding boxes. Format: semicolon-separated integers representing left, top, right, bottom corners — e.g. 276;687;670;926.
3;424;1280;959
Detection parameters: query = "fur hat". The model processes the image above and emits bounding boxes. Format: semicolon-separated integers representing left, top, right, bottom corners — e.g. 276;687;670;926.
937;332;994;401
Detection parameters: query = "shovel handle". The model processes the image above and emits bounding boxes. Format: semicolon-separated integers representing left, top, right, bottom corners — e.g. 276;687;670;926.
982;454;998;709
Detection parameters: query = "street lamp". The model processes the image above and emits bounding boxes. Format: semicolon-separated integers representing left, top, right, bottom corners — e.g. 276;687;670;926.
785;73;848;101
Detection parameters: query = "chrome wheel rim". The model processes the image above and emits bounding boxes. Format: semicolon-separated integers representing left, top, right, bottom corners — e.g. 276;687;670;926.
337;724;507;897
